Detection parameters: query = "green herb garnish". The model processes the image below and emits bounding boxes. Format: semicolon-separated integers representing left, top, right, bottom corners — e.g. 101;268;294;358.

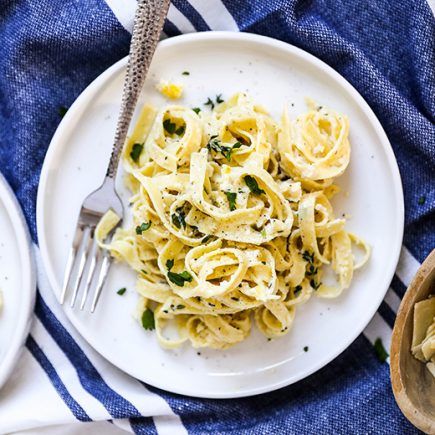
303;251;319;280
163;119;177;134
202;235;213;243
224;191;237;211
310;279;321;290
418;196;426;205
207;135;223;155
244;175;265;195
166;259;193;287
171;206;186;229
130;143;144;162
207;136;242;161
294;285;302;294
141;308;155;330
136;221;151;235
141;269;148;275
302;251;315;264
182;71;190;75
306;264;318;276
261;228;267;238
175;125;185;136
163;119;185;136
117;287;126;296
373;338;389;362
192;107;201;114
176;304;185;309
205;97;215;110
303;346;309;352
168;270;193;287
58;106;68;117
232;141;243;150
205;95;224;109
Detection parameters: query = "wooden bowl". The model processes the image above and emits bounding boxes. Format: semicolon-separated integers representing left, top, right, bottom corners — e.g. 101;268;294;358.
391;249;435;434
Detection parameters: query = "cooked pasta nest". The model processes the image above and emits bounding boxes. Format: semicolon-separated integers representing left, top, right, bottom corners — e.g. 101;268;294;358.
97;92;370;350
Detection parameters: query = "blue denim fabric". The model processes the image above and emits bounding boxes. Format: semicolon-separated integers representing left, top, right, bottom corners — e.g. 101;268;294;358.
0;0;433;433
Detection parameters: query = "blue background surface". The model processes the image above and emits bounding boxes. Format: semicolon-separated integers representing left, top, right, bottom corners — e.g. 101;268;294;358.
0;0;433;433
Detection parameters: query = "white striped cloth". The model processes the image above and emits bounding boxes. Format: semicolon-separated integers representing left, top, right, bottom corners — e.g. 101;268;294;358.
0;0;430;433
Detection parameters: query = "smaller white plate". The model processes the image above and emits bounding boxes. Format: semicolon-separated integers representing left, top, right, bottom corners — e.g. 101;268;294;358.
0;173;36;389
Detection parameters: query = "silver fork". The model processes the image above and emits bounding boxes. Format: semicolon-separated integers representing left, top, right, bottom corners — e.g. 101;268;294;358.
60;0;170;312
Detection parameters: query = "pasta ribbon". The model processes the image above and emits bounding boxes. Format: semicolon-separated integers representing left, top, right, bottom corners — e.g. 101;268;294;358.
278;98;350;186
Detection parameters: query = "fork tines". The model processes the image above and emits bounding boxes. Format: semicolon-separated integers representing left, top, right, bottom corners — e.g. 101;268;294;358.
60;215;112;312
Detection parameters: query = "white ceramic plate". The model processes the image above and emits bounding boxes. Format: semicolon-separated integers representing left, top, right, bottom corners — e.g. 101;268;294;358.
0;173;36;389
37;32;404;398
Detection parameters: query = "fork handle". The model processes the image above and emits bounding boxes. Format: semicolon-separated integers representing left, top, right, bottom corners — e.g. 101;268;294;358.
106;0;170;179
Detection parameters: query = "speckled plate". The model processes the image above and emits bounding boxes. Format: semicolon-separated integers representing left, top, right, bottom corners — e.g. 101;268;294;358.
0;173;36;390
37;32;404;398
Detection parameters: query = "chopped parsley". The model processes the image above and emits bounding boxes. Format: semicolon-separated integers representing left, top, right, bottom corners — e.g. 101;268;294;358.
306;264;318;276
176;304;185;309
374;338;389;362
205;97;215;110
175;125;185;136
207;135;223;154
190;224;199;233
168;270;193;287
303;251;319;284
117;287;126;296
202;235;213;243
163;119;177;134
302;251;315;264
141;308;155;330
136;221;151;235
418;196;426;205
141;269;148;275
166;259;193;287
310;279;321;290
207;135;242;161
204;94;225;109
303;346;309;352
261;228;267;238
244;175;265;195
224;191;237;211
192;107;201;114
58;105;68;117
294;285;302;294
182;71;190;75
171;206;186;229
130;143;144;162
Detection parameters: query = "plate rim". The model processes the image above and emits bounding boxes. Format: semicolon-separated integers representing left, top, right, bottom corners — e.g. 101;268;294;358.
36;31;404;398
0;173;36;390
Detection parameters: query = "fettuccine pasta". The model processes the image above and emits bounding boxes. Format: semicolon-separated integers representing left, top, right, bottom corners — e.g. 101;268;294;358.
98;92;370;350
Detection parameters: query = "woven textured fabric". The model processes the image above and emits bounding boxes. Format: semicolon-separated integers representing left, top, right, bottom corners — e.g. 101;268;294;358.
0;0;433;433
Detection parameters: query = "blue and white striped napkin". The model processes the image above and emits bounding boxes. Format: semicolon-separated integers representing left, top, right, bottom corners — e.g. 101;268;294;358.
0;1;433;433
